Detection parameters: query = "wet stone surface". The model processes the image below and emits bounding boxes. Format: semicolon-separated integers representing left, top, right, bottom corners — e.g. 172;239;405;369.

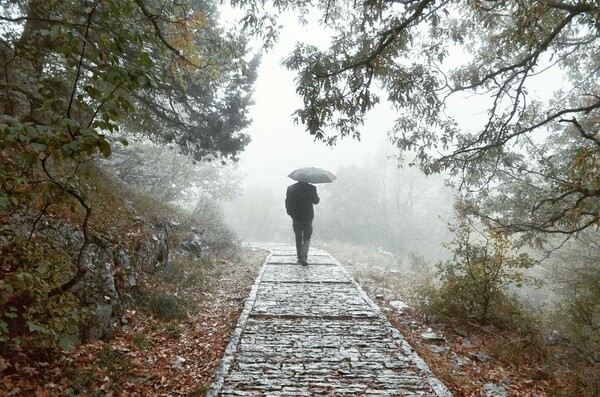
253;283;377;318
261;265;351;283
210;244;452;396
268;254;339;265
222;321;435;396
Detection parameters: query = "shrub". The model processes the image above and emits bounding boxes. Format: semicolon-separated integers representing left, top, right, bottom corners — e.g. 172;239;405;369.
189;197;238;253
143;291;187;321
425;201;538;328
133;333;152;351
551;231;600;362
0;236;80;351
164;323;185;339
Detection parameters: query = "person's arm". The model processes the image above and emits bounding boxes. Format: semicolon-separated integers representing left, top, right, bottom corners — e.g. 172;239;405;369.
312;186;320;205
285;187;291;215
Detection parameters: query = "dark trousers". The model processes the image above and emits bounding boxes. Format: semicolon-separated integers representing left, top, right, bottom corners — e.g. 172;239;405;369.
292;220;313;261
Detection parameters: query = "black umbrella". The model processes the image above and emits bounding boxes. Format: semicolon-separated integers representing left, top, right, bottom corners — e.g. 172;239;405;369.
288;167;337;184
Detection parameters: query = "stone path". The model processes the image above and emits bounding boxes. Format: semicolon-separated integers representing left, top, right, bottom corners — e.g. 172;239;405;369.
207;243;452;396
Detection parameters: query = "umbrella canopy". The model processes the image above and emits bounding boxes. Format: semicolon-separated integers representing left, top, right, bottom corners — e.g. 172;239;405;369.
288;167;337;184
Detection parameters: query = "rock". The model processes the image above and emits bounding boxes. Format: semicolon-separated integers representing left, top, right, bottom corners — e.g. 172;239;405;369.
181;232;205;256
401;320;419;329
423;313;438;323
453;327;468;337
389;300;410;312
171;356;186;369
483;383;508;397
377;247;394;257
420;332;446;343
461;337;475;349
132;228;172;273
166;219;180;228
449;352;471;368
547;329;574;347
4;205;220;348
473;352;493;362
461;335;482;349
427;345;449;354
74;236;122;341
114;248;137;310
430;323;446;331
132;375;153;383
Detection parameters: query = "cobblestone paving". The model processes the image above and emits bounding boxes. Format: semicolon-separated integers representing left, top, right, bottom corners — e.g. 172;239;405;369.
208;243;452;396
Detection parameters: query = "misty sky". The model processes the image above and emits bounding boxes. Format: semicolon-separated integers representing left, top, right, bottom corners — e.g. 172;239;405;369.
222;8;561;197
223;11;395;195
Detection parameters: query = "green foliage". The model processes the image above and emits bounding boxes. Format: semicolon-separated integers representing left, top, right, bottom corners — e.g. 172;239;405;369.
189;198;239;253
1;0;255;219
132;333;152;351
1;0;255;353
164;323;185;339
94;343;134;391
67;368;102;397
426;201;538;327
188;385;210;397
158;255;210;289
2;0;255;163
551;232;600;361
0;236;80;351
141;291;187;321
137;251;223;321
96;344;132;372
101;141;242;205
557;275;600;354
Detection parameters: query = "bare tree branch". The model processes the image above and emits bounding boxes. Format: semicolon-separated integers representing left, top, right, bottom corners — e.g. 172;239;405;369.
40;157;92;297
560;117;600;147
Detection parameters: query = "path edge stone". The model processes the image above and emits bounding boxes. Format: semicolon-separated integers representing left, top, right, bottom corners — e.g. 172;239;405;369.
205;249;272;397
334;257;454;397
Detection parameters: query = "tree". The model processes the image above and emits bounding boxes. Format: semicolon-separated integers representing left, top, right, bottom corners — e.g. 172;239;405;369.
316;153;453;258
103;142;242;205
0;0;256;278
0;0;256;347
224;186;290;242
235;0;599;242
1;0;255;163
318;163;386;247
431;200;537;325
551;230;600;360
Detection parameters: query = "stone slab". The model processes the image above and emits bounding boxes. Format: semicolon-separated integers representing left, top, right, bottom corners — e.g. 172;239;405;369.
268;255;338;265
261;264;351;283
220;317;438;396
252;283;377;318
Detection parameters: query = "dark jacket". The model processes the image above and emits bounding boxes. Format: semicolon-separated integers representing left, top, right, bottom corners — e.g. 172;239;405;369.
285;182;320;221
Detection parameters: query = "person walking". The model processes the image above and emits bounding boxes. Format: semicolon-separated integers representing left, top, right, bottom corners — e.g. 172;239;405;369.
285;181;320;265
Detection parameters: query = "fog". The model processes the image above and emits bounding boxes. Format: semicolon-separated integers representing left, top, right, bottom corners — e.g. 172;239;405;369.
220;13;458;261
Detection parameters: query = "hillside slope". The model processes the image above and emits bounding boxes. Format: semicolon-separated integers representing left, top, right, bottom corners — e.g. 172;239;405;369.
0;165;265;396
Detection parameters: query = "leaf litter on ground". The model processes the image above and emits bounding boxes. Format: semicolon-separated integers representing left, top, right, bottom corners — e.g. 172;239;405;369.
0;248;267;397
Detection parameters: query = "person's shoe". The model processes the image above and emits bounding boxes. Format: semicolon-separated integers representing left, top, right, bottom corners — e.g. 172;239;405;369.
301;260;309;266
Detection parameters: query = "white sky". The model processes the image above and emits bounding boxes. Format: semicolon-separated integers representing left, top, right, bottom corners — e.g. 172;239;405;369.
230;12;396;195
